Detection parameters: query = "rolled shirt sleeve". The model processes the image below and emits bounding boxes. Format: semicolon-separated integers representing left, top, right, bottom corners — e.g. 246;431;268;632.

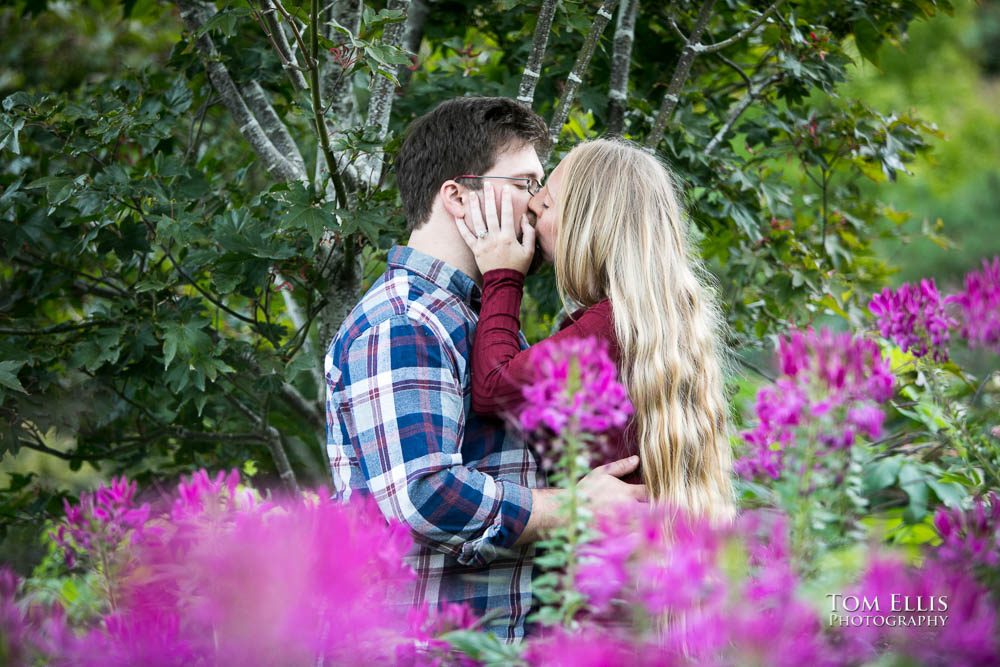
338;315;533;567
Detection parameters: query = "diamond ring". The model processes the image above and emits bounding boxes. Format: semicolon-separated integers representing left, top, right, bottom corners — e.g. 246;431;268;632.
476;230;488;239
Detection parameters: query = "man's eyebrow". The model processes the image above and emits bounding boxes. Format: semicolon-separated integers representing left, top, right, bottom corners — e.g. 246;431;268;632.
511;171;544;181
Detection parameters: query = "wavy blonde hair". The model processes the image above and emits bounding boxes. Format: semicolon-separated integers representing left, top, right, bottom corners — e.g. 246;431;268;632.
554;139;736;524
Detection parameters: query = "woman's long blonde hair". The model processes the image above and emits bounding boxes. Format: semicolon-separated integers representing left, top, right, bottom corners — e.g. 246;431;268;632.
554;139;736;524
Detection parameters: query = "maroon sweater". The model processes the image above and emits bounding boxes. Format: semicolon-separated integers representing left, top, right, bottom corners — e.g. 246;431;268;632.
472;269;640;482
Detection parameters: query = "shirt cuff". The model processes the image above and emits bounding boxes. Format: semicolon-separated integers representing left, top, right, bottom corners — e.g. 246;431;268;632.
457;480;533;567
483;269;526;289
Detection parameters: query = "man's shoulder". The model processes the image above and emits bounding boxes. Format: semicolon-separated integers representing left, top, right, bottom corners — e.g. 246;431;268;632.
328;266;472;364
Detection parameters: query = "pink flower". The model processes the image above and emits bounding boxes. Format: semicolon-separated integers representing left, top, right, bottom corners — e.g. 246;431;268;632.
63;470;418;665
518;336;632;438
947;257;1000;352
838;555;1000;666
869;279;955;361
933;492;1000;569
50;475;150;569
736;328;894;479
524;626;642;666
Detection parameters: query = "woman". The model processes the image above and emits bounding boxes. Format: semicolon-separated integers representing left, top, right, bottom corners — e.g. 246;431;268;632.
453;138;735;524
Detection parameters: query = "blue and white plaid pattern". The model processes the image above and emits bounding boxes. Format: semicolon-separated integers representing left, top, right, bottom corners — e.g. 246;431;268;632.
326;245;542;641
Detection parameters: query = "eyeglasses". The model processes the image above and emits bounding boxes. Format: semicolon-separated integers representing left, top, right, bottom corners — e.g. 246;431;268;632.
454;175;543;196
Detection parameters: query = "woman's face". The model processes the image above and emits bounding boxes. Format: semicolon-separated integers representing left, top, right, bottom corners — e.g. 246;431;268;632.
527;161;565;263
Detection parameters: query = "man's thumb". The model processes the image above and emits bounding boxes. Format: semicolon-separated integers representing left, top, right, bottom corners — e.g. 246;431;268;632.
604;455;640;478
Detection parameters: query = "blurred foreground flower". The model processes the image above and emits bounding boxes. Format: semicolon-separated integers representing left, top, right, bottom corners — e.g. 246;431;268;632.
29;470;420;665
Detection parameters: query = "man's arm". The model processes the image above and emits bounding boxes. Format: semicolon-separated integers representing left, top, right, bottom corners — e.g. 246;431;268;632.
338;316;533;567
513;455;648;546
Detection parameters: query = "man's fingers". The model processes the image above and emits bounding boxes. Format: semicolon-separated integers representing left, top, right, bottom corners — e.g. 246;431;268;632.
601;455;640;478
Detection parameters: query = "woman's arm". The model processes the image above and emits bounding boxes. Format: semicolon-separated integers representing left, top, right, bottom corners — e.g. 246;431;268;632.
472;269;616;416
471;269;536;415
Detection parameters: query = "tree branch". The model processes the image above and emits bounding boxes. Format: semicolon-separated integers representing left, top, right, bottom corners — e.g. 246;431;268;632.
704;72;782;156
0;319;120;336
716;52;751;90
356;0;411;190
228;395;300;494
544;0;620;162
517;0;559;106
398;0;429;88
607;0;639;136
645;0;716;150
257;0;310;90
307;0;350;207
176;0;305;183
240;80;307;174
698;0;786;54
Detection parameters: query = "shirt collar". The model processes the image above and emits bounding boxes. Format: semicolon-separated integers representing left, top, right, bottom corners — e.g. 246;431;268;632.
387;245;482;309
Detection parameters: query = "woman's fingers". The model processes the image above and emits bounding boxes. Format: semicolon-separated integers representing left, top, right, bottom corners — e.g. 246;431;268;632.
499;185;514;237
466;191;488;240
482;182;501;236
453;213;478;249
519;214;536;252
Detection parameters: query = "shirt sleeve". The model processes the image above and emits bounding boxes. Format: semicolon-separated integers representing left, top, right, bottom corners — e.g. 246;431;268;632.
472;270;618;419
338;315;533;567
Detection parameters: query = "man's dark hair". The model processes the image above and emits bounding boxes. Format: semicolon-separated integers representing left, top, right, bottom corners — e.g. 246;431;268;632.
395;97;550;231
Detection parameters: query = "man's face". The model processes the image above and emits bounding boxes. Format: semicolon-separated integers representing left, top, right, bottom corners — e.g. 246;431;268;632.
527;161;564;264
474;143;545;237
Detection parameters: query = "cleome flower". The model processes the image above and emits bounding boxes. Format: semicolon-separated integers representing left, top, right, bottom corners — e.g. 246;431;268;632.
736;328;894;480
869;278;955;362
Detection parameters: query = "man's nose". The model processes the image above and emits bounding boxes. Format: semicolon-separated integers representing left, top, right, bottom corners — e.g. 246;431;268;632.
526;195;542;223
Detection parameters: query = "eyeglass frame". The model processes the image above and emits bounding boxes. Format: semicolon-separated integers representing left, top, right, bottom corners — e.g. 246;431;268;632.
454;174;543;196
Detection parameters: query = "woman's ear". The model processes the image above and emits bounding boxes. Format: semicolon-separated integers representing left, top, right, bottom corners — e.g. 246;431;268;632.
439;180;465;219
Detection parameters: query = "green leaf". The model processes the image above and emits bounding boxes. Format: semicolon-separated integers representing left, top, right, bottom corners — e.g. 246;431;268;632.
852;17;882;67
0;115;24;155
0;360;28;394
899;462;929;523
863;456;901;494
161;320;212;370
926;478;966;509
283;202;335;246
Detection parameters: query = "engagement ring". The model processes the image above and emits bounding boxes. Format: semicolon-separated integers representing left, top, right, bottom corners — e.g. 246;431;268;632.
477;231;488;239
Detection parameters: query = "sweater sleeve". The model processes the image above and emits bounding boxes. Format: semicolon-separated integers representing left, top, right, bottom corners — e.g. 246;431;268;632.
471;269;536;415
472;269;617;417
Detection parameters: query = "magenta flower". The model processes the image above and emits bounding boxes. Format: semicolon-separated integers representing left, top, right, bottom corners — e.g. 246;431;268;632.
947;257;1000;352
838;554;1000;667
737;328;894;479
524;626;641;666
51;475;150;569
518;336;632;437
933;492;1000;569
869;279;955;361
0;568;74;664
398;602;480;666
57;470;418;665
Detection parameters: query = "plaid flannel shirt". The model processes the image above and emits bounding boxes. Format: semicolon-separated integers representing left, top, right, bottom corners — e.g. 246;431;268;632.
325;245;542;641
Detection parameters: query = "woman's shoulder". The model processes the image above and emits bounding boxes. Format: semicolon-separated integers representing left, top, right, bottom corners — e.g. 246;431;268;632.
559;299;614;335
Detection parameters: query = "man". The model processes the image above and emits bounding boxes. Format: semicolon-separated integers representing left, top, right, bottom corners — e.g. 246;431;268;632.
325;97;645;641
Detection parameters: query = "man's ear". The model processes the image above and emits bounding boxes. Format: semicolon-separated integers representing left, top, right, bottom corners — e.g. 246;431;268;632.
439;180;465;219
